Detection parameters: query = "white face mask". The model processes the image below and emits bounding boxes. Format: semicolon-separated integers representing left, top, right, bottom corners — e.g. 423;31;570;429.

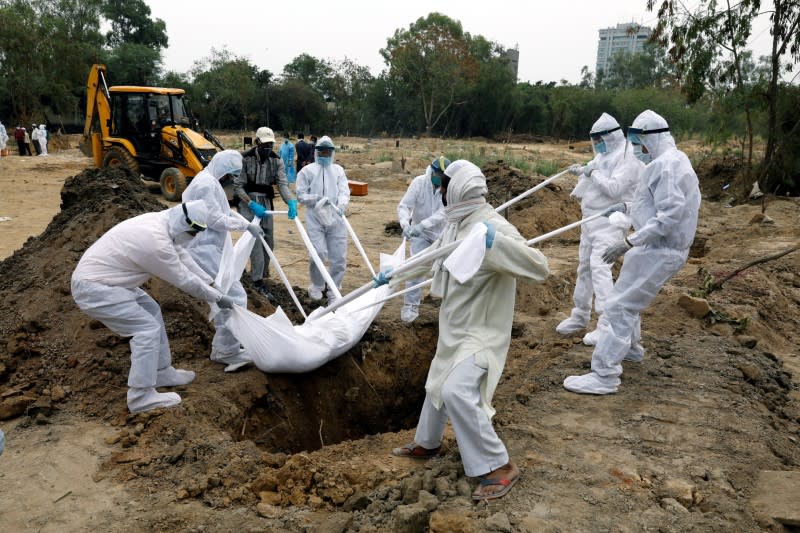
633;144;652;164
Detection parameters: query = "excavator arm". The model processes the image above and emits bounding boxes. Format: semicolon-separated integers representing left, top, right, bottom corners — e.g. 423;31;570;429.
81;64;113;164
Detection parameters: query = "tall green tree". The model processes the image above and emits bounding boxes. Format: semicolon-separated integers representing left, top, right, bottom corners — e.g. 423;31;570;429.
381;12;479;135
189;48;259;130
101;0;168;85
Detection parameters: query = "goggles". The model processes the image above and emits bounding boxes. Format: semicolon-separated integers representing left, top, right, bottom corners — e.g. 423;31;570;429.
589;126;620;142
182;203;207;232
626;126;669;145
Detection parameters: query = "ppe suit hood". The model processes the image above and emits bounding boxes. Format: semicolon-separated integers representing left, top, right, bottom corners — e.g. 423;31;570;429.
167;200;211;239
631;109;676;160
206;150;243;179
591;112;625;154
443;160;488;206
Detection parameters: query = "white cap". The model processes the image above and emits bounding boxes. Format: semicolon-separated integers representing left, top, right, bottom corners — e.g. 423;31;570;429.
256;127;275;143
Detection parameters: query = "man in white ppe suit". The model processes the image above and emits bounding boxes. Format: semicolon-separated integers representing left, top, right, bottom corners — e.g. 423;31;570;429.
0;121;9;152
396;156;449;322
378;160;550;501
557;113;642;345
182;150;265;371
71;201;237;413
38;124;48;156
296;136;350;301
564;109;701;395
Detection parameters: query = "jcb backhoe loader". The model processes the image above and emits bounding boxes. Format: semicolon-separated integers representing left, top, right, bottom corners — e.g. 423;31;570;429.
80;64;224;201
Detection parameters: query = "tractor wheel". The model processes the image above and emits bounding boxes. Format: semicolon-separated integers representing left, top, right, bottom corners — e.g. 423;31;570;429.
160;167;186;202
102;146;140;176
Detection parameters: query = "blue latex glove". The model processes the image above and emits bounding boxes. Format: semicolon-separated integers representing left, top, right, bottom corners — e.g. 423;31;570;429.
483;221;496;249
401;223;412;239
409;223;423;237
600;202;626;217
287;199;298;220
248;200;268;219
373;268;393;287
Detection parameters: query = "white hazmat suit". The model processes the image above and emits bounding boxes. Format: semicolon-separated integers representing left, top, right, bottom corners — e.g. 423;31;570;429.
71;201;226;413
38;124;48;155
181;150;253;368
557;113;642;341
396;166;446;322
393;160;549;480
295;136;350;300
564;109;701;395
0;121;9;150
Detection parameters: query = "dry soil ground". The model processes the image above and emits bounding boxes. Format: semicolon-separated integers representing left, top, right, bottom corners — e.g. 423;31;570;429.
0;136;799;532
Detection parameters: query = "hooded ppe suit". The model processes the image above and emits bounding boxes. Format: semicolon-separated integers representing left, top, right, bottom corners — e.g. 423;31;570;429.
279;137;296;183
71;201;224;413
394;160;549;477
564;110;701;395
557;113;642;338
38;124;48;156
0;122;8;150
181;150;252;363
396;166;447;321
295;136;350;300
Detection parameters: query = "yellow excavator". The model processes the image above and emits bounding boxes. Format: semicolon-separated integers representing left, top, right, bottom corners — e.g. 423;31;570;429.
80;64;224;201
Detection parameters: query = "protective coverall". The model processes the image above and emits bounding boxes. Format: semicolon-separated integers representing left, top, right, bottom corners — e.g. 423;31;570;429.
396;167;446;321
71;201;226;413
181;150;252;365
557;113;642;340
0;122;8;151
564;109;701;394
295;136;350;300
279;138;296;183
38;124;48;155
234;144;294;285
393;160;549;479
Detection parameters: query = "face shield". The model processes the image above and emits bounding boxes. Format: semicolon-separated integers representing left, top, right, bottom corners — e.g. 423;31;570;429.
625;126;669;165
590;126;620;156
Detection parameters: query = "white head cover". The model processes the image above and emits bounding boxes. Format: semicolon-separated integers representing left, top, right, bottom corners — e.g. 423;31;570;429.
205;149;243;179
167;199;211;239
590;112;625;155
315;135;336;165
629;109;676;160
430;160;488;296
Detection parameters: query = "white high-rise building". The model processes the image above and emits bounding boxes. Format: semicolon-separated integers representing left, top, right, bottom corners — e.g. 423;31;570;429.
596;23;652;76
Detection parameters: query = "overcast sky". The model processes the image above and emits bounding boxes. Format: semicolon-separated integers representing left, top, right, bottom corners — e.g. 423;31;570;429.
145;0;777;84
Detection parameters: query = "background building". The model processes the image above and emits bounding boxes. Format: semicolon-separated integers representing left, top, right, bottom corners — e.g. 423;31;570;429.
595;23;652;76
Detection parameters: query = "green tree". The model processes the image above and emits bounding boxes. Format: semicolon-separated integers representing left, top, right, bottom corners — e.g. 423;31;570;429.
101;0;168;85
381;12;479;135
189;48;259;130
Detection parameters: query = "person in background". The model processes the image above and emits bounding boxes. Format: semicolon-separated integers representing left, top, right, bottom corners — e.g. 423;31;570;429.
381;160;550;501
31;124;42;155
295;135;350;302
71;200;236;413
182;150;264;372
279;132;296;184
14;126;29;156
23;127;32;155
235;127;298;299
556;113;642;345
396;156;449;322
0;121;8;153
295;133;314;174
564;109;701;395
38;124;48;156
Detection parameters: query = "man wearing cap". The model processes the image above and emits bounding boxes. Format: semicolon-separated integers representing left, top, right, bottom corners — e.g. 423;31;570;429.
235;127;298;298
395;156;449;322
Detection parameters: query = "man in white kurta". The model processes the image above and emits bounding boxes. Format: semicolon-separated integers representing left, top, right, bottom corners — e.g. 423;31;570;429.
387;160;549;501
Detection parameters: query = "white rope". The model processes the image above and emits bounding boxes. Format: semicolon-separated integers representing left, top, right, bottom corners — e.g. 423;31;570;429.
256;234;307;320
341;214;376;277
494;169;570;212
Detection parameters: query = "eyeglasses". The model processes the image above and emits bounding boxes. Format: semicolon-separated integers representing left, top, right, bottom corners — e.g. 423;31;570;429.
589;126;620;142
182;203;207;232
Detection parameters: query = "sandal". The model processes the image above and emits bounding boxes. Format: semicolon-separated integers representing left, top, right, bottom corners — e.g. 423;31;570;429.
472;467;520;501
391;442;440;459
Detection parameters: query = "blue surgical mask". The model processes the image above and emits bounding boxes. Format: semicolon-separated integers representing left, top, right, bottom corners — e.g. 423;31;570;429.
431;173;442;187
317;156;332;166
594;140;607;154
632;144;652;164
